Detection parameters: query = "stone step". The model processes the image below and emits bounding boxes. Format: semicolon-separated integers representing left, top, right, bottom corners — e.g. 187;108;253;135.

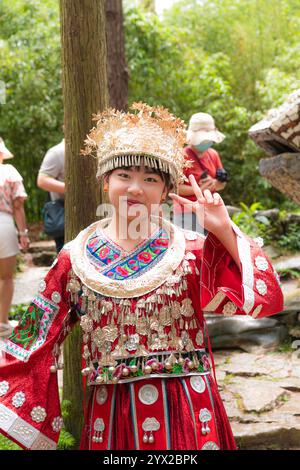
28;240;56;254
232;420;300;450
31;251;56;267
215;349;300;449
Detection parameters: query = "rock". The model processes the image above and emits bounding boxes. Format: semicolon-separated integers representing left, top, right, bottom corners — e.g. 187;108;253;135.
228;379;289;415
31;251;56;267
254;208;280;220
289;326;300;338
284;213;300;224
276;311;299;327
226;206;241;217
206;314;288;352
28;240;56;254
232;421;300;450
219;353;269;377
220;390;244;421
280;280;300;312
213;349;300;449
263;245;281;260
217;351;292;379
276;377;300;393
274;255;300;272
259;153;300;206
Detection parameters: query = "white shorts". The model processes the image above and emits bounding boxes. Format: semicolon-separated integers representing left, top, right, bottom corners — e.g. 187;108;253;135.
0;212;19;259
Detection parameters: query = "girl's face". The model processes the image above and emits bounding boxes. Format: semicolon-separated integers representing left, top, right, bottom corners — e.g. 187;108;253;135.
105;166;167;221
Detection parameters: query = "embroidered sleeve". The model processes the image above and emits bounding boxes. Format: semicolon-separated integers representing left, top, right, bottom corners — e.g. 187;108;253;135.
200;223;284;319
0;248;75;450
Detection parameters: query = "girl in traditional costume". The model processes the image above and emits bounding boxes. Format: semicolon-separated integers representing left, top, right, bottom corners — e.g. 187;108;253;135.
0;103;283;450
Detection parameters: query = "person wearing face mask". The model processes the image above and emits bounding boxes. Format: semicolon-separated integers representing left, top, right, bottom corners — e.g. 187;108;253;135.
173;112;228;234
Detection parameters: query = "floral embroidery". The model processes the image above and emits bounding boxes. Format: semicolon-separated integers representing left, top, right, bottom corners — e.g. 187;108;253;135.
255;256;268;272
31;406;47;423
115;266;130;277
86;228;170;281
256;279;267;296
52;416;64;432
0;381;9;396
254;237;264;248
137;251;152;263
12;392;26;408
3;295;59;362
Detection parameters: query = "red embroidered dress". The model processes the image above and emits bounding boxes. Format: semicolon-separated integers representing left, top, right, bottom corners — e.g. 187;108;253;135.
0;219;283;450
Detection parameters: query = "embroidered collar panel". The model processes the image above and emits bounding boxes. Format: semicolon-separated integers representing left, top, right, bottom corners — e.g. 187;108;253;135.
70;218;186;298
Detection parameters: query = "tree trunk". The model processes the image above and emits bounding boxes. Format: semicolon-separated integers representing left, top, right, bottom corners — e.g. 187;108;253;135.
105;0;128;110
59;0;108;447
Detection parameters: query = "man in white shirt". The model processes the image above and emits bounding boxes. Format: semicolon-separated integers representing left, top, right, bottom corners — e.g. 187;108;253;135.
37;139;65;252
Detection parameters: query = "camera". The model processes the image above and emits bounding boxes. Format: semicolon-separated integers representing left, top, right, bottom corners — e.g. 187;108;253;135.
200;170;208;180
216;168;228;182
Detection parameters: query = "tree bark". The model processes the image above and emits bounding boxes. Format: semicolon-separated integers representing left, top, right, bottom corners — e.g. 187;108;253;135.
105;0;128;110
59;0;108;446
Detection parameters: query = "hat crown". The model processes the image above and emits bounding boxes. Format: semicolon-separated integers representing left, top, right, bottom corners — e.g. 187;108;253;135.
188;113;216;132
82;102;187;189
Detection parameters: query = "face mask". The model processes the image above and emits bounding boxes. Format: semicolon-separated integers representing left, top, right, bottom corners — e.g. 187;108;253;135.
194;141;214;152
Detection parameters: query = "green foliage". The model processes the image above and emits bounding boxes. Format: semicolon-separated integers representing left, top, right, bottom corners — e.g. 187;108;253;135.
57;400;76;450
276;223;300;252
0;434;21;450
232;202;269;238
8;303;28;321
277;268;300;280
57;428;76;451
0;0;63;222
125;0;300;208
232;203;300;253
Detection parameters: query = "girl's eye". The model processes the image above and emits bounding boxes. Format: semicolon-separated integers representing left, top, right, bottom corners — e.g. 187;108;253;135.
145;177;158;183
118;173;130;178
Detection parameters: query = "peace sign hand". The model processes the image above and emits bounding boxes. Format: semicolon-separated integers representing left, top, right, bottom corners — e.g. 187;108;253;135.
170;175;232;236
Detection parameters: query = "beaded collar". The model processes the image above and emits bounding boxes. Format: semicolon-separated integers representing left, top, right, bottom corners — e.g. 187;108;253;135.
70;218;186;298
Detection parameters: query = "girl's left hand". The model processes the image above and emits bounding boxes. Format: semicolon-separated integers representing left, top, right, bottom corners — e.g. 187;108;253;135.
169;174;231;236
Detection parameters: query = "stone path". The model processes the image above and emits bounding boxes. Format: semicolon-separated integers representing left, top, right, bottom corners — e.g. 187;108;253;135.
214;350;300;449
12;266;50;306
